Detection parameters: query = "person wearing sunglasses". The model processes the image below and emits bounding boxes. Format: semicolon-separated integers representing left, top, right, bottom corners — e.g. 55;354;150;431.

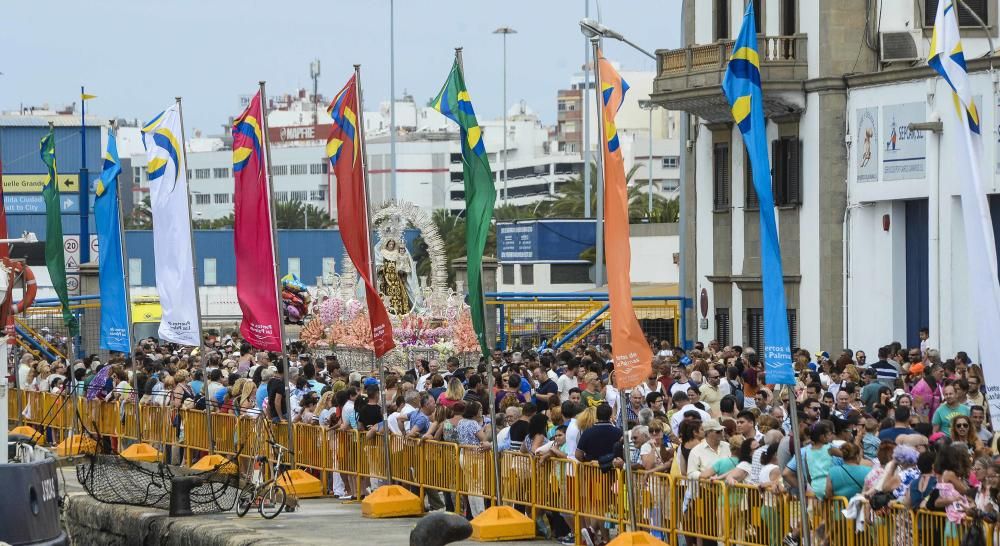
950;415;985;455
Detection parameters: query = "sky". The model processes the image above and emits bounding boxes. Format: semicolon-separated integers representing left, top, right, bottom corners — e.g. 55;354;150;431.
0;0;681;135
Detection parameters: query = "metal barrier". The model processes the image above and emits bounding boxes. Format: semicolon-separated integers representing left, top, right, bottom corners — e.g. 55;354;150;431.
11;388;1000;545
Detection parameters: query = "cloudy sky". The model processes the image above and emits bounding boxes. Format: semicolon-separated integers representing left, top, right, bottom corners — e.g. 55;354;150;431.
1;0;681;133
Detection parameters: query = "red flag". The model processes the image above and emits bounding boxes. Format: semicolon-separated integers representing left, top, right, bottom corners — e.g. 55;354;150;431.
327;75;395;358
597;50;653;390
232;92;283;351
0;151;8;258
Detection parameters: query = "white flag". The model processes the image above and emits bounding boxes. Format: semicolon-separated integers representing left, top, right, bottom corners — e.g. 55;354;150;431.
930;1;1000;428
142;106;201;346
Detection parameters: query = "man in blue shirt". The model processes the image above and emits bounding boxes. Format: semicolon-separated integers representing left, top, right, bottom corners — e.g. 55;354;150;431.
407;392;436;437
575;403;622;462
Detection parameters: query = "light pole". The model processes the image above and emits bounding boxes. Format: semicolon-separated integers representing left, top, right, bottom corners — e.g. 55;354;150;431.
389;0;397;201
493;26;516;206
583;0;592;220
638;100;658;218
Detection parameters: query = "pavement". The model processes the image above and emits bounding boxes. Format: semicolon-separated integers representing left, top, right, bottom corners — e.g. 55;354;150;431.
64;480;550;545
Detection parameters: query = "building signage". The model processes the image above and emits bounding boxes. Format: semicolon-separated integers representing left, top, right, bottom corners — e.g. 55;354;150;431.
881;102;926;181
268;124;331;143
856;107;879;183
2;174;79;193
3;194;91;214
497;222;537;262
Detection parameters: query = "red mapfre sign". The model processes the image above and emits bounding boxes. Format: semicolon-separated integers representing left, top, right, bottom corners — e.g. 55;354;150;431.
267;124;332;143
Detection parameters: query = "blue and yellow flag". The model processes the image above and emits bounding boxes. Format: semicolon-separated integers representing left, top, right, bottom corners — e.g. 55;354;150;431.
94;129;130;352
722;1;794;384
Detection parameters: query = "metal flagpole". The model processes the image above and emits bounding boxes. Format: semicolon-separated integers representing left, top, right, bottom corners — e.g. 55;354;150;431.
583;0;592;220
455;46;502;506
80;87;90;264
616;387;637;531
647;105;653;217
174;97;214;454
389;0;397;202
111;120;140;443
258;82;295;463
787;386;811;545
354;64;393;483
590;38;606;290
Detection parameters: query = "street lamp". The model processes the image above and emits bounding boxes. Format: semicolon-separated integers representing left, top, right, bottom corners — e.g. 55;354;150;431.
579;18;656;60
638;100;659;218
493;26;517;206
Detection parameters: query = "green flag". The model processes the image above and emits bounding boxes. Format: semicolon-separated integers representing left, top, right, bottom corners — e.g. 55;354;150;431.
40;129;79;337
432;60;495;357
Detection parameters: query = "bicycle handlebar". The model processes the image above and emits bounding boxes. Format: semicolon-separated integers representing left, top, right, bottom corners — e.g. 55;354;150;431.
267;439;295;455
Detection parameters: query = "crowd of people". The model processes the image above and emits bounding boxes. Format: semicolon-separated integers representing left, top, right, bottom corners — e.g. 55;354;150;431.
10;328;1000;546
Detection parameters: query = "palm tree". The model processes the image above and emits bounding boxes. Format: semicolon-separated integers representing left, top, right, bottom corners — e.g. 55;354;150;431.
272;200;336;229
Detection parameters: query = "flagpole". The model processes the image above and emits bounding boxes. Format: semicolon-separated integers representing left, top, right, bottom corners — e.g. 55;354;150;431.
80;87;90;265
174;97;214;455
258;82;295;462
353;65;393;483
455;47;502;507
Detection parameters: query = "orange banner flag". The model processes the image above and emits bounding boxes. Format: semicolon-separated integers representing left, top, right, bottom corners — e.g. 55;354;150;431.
596;49;653;391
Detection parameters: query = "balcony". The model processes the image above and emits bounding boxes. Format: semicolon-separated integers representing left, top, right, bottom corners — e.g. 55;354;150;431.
653;35;808;124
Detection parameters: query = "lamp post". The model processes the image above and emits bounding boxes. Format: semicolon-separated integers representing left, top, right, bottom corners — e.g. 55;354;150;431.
639;100;658;218
389;0;397;201
583;0;592;221
493;26;516;206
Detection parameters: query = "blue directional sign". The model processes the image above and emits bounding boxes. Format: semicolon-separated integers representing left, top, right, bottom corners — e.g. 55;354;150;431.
3;194;94;215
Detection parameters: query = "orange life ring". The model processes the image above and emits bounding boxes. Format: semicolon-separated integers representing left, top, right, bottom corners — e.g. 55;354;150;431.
4;258;36;314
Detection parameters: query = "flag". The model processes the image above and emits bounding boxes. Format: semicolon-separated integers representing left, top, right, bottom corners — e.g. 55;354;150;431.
327;74;395;358
81;93;97;101
233;91;283;352
722;2;795;385
929;1;1000;428
39;129;79;336
433;60;495;357
93;128;130;352
594;50;653;390
142;106;201;346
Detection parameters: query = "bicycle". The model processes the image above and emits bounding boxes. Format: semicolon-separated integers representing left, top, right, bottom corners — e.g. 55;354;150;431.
236;440;292;519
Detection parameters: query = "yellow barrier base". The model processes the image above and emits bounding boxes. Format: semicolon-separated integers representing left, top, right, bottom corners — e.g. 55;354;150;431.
360;485;423;518
120;443;160;463
9;426;44;446
606;531;669;546
277;469;324;499
55;435;96;457
470;506;535;541
191;453;237;473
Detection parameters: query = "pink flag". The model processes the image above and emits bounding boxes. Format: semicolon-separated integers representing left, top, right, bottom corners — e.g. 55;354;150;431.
232;92;283;351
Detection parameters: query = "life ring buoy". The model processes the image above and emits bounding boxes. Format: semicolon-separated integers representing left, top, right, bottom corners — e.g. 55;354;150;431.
4;258;37;314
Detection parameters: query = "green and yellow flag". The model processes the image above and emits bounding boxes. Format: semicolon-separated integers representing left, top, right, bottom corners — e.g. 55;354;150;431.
39;129;79;336
433;60;495;357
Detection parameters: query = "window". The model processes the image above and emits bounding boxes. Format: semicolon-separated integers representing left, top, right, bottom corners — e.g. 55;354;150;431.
309;189;326;201
290;164;308;175
287;257;301;278
271;165;288;176
291;191;308;202
558;102;567;112
715;0;729;40
128;258;142;286
194;168;210;179
309;163;325;175
752;0;762;32
713;142;731;211
186;169;192;180
520;264;534;284
662;179;680;192
194;194;211;205
747;307;798;353
322;258;336;283
563;121;577;133
715;308;731;347
924;0;988;27
662;156;679;169
781;0;796;35
502;264;514;284
551;264;591;284
787;309;799;350
450;153;463;164
214;193;229;204
213;168;230;179
772;137;802;206
203;258;217;286
276;192;289;203
745;159;759;210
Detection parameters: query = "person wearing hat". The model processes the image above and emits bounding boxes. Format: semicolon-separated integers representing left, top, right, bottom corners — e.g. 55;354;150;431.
686;418;731;479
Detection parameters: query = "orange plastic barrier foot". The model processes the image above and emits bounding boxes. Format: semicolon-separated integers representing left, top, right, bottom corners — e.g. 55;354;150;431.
9;426;45;446
55;435;96;457
470;506;535;541
120;443;160;463
361;484;423;518
277;469;324;499
191;453;237;473
606;531;669;546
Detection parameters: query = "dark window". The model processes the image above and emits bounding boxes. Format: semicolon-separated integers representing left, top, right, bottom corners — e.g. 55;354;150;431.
715;0;729;41
551;264;591;284
924;0;988;27
753;0;763;32
520;264;534;284
502;264;514;284
782;0;797;35
772;137;802;206
747;307;798;354
713;142;731;211
745;159;759;210
715;308;731;347
450;153;463;164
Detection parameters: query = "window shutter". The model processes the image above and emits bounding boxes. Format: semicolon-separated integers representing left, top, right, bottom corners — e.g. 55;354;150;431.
787;138;802;205
716;0;730;40
926;0;989;27
771;139;784;205
787;309;799;351
715;308;731;347
714;143;731;211
747;308;764;352
745;159;759;210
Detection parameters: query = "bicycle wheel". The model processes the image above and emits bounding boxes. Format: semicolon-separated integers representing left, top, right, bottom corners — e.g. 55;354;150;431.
258;482;286;519
236;483;256;517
